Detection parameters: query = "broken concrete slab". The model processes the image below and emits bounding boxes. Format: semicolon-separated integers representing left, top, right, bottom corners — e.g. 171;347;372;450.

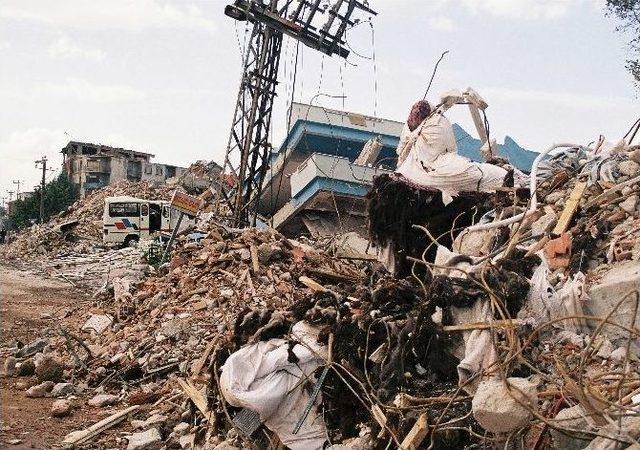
550;405;592;450
26;381;55;398
126;428;162;450
472;377;538;434
51;399;73;417
88;393;119;407
587;261;640;346
15;338;48;358
81;314;114;335
51;382;75;397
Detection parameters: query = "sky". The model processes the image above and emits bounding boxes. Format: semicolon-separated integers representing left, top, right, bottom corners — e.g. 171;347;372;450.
0;0;639;202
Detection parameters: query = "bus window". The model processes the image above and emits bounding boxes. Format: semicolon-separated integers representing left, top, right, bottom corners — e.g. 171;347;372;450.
109;202;140;217
162;206;170;218
141;204;149;216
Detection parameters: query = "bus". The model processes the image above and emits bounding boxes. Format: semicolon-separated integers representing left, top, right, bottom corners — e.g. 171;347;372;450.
102;196;192;246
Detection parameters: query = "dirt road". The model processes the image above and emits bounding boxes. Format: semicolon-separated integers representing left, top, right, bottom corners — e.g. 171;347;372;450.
0;265;91;449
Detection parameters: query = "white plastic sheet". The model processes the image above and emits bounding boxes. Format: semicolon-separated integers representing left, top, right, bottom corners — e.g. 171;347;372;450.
219;322;327;450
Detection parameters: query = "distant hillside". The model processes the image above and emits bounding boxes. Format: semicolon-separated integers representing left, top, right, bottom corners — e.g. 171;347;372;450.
453;123;538;172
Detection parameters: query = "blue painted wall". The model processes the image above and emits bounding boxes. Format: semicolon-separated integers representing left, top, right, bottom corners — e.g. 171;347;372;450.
274;119;538;172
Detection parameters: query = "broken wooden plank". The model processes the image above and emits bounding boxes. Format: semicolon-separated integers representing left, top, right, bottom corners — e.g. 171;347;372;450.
177;378;209;416
299;276;327;293
191;338;218;377
553;181;587;235
62;405;140;446
400;413;429;450
250;243;260;273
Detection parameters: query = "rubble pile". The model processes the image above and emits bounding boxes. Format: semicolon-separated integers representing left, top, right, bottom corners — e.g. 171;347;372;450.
2;142;639;449
0;181;173;260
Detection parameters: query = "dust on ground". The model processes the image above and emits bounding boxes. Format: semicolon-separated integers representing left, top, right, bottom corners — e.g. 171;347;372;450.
0;264;94;449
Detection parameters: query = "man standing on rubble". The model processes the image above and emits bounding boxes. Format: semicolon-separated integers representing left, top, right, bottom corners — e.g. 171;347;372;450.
0;227;6;244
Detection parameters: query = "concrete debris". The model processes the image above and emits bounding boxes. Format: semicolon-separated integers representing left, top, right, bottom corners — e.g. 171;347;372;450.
126;428;162;450
81;314;114;335
35;355;64;382
3;356;17;376
1;132;639;449
51;399;73;417
26;381;55;398
471;377;538;433
88;393;119;407
50;382;75;397
550;405;592;450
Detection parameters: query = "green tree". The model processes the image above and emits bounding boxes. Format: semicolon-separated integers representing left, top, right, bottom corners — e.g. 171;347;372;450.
7;173;79;230
606;0;640;89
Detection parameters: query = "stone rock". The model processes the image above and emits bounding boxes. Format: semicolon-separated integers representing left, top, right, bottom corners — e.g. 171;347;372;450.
472;377;538;433
587;262;640;346
595;338;614;359
3;356;17;376
16;338;48;358
172;422;190;436
51;382;75;397
619;195;638;214
549;405;591;450
452;228;496;257
127;428;162;450
609;347;628;363
81;314;113;334
213;441;240;450
26;380;55;398
132;414;167;430
584;416;640;449
35;356;64;382
531;208;558;236
618;160;640;177
179;434;195;449
257;243;282;264
88;393;119;407
16;358;35;376
51;399;72;417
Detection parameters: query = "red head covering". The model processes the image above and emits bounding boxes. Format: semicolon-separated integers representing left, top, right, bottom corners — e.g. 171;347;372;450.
406;100;432;132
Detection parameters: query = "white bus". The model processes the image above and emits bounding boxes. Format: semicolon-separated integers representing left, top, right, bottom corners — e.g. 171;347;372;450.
102;196;192;246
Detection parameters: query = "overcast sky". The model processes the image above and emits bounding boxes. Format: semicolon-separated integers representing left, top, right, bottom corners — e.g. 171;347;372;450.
1;0;638;202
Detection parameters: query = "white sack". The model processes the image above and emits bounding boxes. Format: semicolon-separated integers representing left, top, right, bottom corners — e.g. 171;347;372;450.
451;300;499;395
220;322;327;450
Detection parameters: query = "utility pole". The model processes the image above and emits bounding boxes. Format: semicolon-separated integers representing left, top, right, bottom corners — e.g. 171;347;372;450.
7;190;14;201
12;180;23;198
35;156;48;223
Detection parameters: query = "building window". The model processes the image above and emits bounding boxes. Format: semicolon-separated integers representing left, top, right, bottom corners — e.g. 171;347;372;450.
155;166;163;176
144;164;153;175
108;202;139;217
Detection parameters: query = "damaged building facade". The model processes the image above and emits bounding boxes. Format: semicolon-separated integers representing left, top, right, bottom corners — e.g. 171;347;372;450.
257;102;537;237
61;141;188;197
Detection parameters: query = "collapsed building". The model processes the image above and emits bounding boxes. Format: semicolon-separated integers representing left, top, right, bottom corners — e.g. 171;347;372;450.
2;90;639;450
256;102;537;238
61;141;189;198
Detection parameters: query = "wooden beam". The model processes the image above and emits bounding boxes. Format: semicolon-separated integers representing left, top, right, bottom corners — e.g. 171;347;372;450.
62;405;140;446
191;338;218;377
400;413;429;450
177;378;209;416
552;181;587;235
250;244;260;273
